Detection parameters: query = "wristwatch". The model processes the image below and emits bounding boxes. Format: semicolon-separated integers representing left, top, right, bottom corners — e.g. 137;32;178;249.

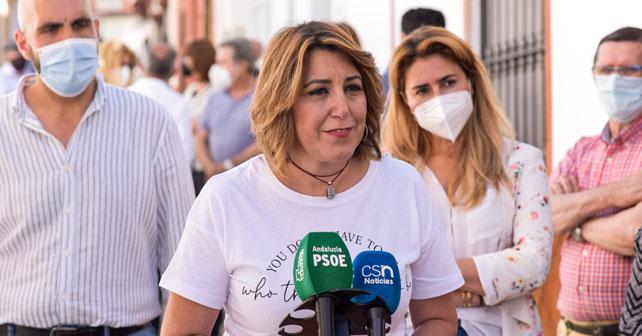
572;226;585;243
223;158;235;171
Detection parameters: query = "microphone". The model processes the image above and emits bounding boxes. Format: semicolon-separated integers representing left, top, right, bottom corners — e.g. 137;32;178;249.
351;251;401;336
293;232;353;336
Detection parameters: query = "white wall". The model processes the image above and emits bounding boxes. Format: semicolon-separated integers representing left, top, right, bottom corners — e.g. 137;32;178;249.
551;0;642;165
212;0;465;75
334;0;464;73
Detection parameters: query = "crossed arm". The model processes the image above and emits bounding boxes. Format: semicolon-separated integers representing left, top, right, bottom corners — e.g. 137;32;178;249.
550;171;642;256
195;129;260;178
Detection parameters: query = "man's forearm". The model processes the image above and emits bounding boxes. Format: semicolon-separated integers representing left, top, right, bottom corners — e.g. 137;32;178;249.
552;185;615;236
230;142;260;166
582;205;641;256
195;134;215;168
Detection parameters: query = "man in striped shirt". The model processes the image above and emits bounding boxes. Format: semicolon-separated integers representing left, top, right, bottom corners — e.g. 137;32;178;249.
0;1;195;336
550;27;642;336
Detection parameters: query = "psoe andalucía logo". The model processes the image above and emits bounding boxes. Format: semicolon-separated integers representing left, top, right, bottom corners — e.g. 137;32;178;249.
295;250;305;282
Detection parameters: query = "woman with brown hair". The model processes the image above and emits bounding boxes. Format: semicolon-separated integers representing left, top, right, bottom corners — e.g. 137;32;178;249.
182;39;219;194
383;26;552;335
158;21;464;335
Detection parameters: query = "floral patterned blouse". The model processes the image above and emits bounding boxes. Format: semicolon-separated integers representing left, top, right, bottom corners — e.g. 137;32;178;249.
421;139;553;336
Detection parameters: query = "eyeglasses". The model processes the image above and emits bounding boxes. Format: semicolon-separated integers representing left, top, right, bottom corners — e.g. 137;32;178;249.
592;65;642;76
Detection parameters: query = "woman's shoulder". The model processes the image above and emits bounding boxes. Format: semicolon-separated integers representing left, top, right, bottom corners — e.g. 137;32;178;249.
199;155;268;199
503;138;544;164
376;154;421;176
372;155;426;191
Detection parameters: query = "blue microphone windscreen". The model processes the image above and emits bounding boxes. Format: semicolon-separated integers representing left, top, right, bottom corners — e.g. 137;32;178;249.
351;250;401;314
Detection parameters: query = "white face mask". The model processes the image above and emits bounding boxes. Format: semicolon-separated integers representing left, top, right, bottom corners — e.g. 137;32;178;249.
119;65;131;86
35;38;99;97
412;90;474;143
595;74;642;123
208;64;232;91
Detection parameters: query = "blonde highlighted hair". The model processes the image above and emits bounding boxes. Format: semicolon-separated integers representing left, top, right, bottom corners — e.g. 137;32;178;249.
251;21;383;175
98;39;137;87
383;26;514;209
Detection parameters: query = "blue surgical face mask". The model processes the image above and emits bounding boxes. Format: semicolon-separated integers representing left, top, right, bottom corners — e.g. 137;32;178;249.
34;38;99;98
595;74;642;123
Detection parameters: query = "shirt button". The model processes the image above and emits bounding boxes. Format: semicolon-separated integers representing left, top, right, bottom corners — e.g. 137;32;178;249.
582;250;589;257
60;294;67;300
606;157;613;163
65;165;71;171
578;285;585;292
65;208;71;214
63;250;70;257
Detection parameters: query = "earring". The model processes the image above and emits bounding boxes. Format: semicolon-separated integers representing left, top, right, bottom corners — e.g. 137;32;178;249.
362;124;369;142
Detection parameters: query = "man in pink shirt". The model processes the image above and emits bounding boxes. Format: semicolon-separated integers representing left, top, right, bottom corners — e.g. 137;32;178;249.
550;27;642;336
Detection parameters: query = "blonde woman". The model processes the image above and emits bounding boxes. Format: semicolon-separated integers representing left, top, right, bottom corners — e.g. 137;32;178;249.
98;39;137;87
383;26;553;336
159;21;464;335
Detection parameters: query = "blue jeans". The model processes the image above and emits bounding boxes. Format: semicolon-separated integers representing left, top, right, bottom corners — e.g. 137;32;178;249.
457;320;469;336
0;324;156;336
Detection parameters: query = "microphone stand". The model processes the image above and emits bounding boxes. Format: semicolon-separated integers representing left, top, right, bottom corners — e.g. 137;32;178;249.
335;315;350;336
315;295;335;336
278;289;391;336
365;306;387;336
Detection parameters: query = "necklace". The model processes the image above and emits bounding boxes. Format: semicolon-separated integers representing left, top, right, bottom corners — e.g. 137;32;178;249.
289;157;350;199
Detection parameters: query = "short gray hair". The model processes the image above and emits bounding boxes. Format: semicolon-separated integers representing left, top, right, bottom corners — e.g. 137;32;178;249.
147;43;176;79
221;38;258;76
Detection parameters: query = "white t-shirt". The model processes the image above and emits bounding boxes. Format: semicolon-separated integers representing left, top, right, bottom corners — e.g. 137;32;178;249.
160;155;464;336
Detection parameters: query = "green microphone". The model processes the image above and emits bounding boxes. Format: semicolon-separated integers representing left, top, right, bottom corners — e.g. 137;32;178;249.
293;232;353;336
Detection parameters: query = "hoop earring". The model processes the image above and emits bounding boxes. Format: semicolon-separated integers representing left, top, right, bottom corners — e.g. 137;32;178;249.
362;124;369;142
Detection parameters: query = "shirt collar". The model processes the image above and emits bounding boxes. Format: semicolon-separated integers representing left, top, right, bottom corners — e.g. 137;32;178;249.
11;73;107;121
224;85;256;102
601;114;642;145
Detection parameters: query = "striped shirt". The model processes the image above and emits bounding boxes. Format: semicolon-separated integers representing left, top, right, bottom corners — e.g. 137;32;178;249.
550;116;642;321
0;75;195;328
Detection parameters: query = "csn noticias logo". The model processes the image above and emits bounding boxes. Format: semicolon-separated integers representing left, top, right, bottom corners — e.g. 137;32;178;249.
361;265;394;285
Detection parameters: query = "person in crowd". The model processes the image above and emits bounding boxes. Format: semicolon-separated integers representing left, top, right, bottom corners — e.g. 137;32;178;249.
0;42;33;94
549;27;642;336
98;39;138;87
195;38;260;179
129;42;193;167
619;228;642;336
382;7;445;97
248;38;264;69
159;21;464;335
383;26;553;335
182;39;219;194
0;1;194;336
120;0;162;70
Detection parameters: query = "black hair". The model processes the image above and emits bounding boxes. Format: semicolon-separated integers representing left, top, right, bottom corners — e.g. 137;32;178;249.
594;27;642;64
147;46;176;79
401;8;446;35
3;42;18;52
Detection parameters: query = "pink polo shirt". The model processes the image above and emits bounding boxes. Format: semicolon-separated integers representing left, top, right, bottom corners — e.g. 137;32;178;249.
550;116;642;321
